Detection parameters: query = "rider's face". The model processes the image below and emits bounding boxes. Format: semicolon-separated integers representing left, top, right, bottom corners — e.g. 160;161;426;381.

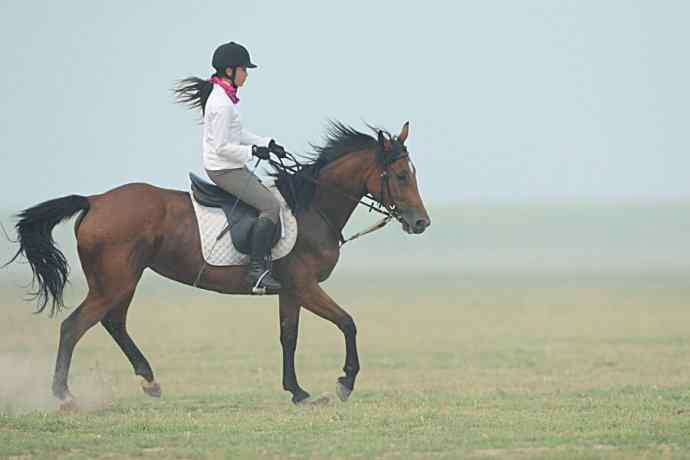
233;67;248;87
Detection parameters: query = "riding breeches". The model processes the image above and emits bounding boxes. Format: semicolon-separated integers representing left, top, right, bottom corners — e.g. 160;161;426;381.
206;167;281;224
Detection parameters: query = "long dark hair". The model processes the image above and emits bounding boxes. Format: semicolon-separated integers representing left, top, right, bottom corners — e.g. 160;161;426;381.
174;76;214;115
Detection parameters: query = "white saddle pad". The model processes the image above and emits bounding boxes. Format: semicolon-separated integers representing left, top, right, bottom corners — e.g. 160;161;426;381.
189;187;298;267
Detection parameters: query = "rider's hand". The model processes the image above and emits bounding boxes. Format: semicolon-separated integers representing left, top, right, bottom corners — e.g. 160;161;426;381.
252;144;271;160
268;139;288;159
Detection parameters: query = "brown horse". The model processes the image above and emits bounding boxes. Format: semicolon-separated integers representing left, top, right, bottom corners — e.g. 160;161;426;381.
9;121;430;407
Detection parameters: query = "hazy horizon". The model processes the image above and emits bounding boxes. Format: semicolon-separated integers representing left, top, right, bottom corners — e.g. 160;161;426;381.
2;201;688;277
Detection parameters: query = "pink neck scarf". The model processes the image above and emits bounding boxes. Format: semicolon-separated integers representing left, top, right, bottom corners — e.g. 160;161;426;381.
210;75;240;104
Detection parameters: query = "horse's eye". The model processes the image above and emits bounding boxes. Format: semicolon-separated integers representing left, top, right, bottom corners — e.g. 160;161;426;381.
396;172;409;182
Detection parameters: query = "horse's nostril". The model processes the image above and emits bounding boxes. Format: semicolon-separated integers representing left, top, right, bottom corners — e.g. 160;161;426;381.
415;219;429;229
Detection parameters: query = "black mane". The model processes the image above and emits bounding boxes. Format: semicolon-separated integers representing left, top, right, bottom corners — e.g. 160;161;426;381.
272;122;379;211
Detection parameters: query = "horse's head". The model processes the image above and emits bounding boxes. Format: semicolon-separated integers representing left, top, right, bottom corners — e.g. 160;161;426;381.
366;122;431;234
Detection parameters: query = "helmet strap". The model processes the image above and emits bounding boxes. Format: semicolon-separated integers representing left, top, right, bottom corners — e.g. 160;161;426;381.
229;67;238;88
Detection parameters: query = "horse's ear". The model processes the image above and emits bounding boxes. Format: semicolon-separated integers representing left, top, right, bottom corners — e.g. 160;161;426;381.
377;130;392;151
399;121;410;144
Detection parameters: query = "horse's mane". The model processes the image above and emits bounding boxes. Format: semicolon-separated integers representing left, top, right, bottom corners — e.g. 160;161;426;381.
272;121;380;211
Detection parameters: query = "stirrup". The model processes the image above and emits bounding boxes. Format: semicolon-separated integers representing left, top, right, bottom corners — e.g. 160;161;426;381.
251;270;270;295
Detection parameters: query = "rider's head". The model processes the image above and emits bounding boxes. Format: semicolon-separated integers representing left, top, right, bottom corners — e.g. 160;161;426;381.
211;41;257;88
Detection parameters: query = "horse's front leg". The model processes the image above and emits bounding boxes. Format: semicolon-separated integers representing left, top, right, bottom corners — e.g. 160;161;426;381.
278;291;311;404
299;283;359;402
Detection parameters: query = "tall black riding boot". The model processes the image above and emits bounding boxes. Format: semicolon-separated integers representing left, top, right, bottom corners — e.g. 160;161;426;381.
247;216;283;294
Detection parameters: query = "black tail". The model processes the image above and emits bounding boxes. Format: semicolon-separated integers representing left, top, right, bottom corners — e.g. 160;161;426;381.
7;195;90;317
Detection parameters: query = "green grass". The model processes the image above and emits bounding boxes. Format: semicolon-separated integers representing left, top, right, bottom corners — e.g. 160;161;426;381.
1;271;690;459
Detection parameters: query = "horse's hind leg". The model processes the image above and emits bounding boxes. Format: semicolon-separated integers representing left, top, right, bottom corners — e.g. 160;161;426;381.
101;294;161;397
52;243;145;409
52;294;114;407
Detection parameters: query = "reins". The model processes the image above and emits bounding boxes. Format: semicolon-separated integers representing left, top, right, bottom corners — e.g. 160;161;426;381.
269;149;407;246
269;154;398;219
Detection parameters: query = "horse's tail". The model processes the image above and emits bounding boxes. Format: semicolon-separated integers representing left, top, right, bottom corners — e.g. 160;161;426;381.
6;195;90;317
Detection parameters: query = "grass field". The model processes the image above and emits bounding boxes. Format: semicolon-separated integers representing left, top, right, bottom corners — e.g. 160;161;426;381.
1;202;690;459
2;270;690;459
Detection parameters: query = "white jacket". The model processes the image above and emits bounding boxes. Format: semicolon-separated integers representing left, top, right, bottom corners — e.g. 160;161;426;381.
202;84;271;170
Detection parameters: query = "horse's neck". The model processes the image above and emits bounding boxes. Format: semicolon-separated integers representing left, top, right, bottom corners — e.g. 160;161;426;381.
310;151;376;231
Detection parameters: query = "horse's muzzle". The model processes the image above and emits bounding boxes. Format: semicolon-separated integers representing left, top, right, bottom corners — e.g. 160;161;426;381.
401;213;431;234
413;217;431;234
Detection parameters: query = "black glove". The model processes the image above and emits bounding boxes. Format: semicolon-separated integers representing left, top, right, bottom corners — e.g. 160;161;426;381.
252;144;270;160
268;139;288;158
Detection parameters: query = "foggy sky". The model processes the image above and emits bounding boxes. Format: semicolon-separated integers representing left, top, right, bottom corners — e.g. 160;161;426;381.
1;0;688;207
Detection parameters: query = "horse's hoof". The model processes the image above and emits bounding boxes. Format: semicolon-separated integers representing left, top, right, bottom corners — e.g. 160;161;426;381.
58;395;78;413
295;394;332;406
291;391;311;405
336;379;352;402
141;379;162;398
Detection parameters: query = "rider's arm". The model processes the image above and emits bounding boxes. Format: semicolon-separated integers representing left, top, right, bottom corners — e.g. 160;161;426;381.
241;128;271;149
206;105;253;164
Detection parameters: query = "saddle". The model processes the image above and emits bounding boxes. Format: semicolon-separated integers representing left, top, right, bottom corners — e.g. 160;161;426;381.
189;173;281;255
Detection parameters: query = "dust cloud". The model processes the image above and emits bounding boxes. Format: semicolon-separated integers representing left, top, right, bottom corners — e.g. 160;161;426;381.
0;352;114;415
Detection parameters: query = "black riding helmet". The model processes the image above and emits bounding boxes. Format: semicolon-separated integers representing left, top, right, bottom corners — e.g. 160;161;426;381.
212;41;257;74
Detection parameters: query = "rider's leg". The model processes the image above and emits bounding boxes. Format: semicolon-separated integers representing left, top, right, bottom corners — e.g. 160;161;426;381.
206;167;280;223
206;168;282;292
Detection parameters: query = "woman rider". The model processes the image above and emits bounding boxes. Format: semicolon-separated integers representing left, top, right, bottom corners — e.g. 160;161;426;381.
175;41;285;293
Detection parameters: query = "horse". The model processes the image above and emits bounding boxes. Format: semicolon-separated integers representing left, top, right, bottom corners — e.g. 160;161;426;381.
8;121;431;408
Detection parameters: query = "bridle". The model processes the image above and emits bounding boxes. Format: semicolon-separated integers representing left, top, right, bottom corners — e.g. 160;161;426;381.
376;148;410;218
